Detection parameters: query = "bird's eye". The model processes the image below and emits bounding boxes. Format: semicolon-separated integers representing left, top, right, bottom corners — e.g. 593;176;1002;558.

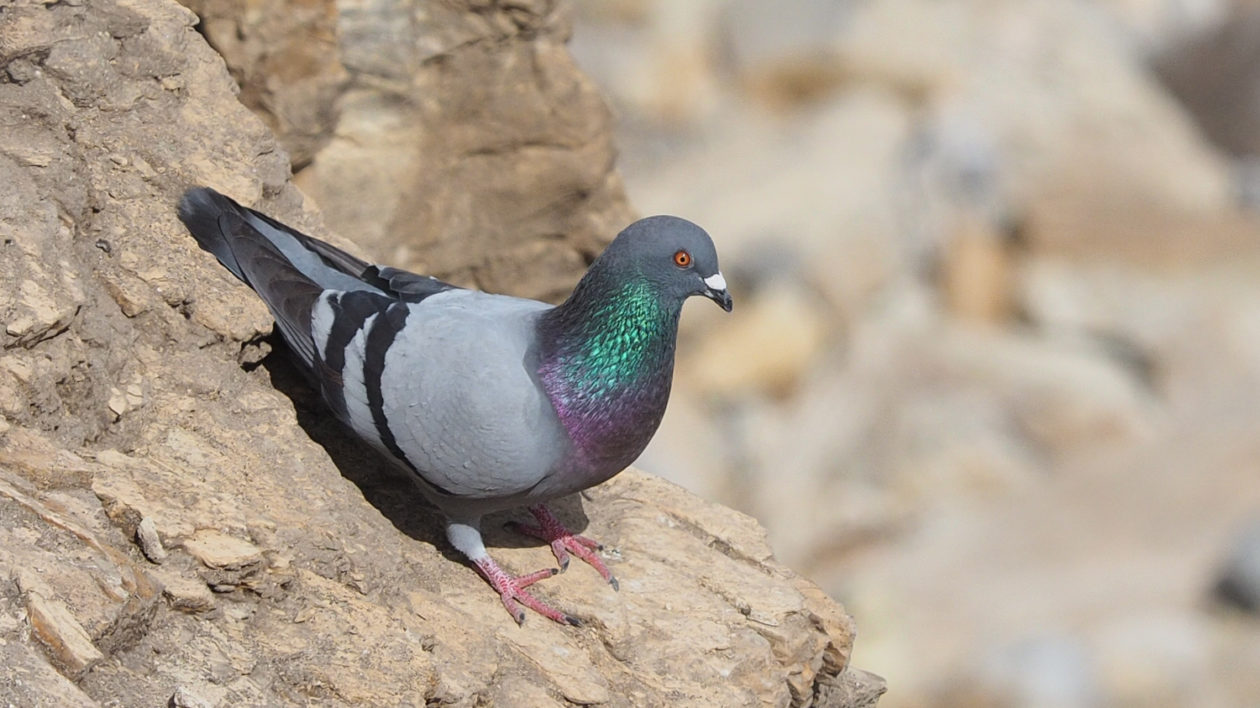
673;250;692;268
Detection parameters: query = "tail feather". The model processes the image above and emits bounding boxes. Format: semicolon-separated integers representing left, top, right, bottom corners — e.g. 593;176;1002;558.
177;188;380;369
245;207;373;278
177;187;461;373
177;188;248;282
215;214;325;366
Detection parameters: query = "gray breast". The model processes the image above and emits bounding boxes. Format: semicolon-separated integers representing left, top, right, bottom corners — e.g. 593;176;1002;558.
378;290;572;500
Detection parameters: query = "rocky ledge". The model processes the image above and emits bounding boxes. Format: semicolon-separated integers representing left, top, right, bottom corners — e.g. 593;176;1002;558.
0;0;880;704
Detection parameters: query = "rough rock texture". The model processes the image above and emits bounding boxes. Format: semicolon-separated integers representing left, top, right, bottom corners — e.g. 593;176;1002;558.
177;0;348;170
183;0;635;303
0;0;878;705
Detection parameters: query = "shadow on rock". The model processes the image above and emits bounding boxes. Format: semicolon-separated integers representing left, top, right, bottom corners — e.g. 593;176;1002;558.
250;333;593;565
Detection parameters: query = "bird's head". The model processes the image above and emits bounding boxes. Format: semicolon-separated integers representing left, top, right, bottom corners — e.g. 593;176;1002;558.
602;215;733;312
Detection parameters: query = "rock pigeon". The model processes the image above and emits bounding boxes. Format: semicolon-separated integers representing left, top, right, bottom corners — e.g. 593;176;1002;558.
177;187;731;625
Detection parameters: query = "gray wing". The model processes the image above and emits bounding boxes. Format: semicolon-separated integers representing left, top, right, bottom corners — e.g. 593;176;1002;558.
328;289;573;500
180;188;571;502
178;188;458;374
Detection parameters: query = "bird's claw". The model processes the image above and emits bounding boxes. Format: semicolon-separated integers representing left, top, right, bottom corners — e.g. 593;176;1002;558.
508;505;618;588
474;558;577;626
550;534;617;589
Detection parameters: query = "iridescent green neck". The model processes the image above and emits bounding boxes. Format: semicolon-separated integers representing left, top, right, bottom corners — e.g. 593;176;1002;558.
566;279;674;387
537;271;682;471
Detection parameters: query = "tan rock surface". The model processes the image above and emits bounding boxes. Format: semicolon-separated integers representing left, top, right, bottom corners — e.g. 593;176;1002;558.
0;0;877;705
183;0;636;303
177;0;348;169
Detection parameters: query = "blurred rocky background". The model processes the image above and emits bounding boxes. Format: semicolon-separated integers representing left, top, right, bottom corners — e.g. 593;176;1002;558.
562;0;1260;706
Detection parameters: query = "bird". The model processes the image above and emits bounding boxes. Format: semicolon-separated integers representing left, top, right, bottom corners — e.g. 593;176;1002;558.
177;187;732;625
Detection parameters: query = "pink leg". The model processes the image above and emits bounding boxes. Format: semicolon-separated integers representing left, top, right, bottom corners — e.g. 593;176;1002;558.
507;504;619;591
473;556;580;626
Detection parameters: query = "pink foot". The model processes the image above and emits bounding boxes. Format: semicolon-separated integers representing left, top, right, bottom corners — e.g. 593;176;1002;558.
473;556;580;626
507;505;619;591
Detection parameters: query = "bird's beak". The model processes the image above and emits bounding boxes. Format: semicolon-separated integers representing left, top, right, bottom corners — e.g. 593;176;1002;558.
702;272;733;312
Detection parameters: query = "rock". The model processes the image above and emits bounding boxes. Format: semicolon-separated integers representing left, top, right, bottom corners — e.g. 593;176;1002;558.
837;0;1241;263
975;636;1103;708
0;0;286;447
1092;611;1214;706
623;87;915;317
718;0;854;109
107;387;130;421
815;668;889;708
0;427;96;490
1214;517;1260;613
680;278;830;398
169;685;215;708
1;451;162;685
178;0;349;169
1153;4;1260;158
0;634;98;708
1095;0;1228;54
181;529;264;571
0;0;873;705
187;0;635;303
946;330;1156;454
136;517;168;564
569;0;725;127
16;572;107;680
154;571;216;615
181;529;265;590
717;283;1153;567
941;211;1016;325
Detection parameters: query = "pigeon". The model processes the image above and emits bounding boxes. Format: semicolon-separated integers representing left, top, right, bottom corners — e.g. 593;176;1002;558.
177;187;732;625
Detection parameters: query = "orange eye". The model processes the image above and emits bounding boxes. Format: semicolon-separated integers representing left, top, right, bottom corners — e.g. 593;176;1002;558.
673;250;692;267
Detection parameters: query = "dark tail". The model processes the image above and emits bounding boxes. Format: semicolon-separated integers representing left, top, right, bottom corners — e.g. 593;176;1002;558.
178;187;460;370
179;188;260;281
177;187;372;368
